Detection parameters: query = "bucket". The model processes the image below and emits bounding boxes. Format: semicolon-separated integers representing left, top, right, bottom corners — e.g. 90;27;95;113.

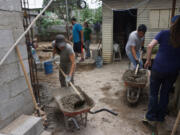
44;60;53;74
95;56;103;68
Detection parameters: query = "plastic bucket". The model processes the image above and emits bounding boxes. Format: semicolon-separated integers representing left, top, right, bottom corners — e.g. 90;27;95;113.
44;61;53;74
95;56;103;68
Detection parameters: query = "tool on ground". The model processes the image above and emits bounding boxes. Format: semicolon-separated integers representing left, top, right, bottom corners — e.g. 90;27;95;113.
135;50;143;75
15;46;46;120
59;67;85;108
171;110;180;135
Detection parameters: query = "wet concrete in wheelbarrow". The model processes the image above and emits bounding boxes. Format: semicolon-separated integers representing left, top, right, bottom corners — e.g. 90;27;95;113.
122;69;147;84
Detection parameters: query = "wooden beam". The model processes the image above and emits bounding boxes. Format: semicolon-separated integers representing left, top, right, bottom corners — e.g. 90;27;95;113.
171;0;176;20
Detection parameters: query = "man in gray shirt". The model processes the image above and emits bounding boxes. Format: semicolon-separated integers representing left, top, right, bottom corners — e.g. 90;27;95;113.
52;34;75;87
126;24;147;69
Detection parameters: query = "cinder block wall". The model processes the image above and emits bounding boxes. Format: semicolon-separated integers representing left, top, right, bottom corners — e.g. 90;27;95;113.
0;0;34;129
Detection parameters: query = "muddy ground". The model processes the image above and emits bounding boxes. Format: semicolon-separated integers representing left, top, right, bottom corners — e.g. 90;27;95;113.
37;42;179;135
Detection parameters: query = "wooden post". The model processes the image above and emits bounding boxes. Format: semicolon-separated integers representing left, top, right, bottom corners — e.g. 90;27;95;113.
171;0;176;20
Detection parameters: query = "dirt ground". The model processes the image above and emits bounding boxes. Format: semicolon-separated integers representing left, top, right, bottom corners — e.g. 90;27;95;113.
36;42;179;135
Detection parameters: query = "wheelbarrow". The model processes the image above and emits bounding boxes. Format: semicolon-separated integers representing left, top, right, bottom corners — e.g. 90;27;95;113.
53;86;118;130
122;69;148;105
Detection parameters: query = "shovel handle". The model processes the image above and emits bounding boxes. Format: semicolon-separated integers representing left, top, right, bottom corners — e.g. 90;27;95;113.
59;67;84;100
135;50;143;75
135;64;140;75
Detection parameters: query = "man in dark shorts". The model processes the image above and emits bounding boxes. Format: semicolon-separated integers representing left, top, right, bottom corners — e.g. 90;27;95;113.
71;17;84;62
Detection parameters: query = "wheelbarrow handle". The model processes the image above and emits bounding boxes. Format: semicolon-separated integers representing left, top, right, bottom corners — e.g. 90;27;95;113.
89;108;118;116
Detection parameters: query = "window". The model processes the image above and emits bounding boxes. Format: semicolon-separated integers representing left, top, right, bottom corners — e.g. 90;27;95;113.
149;9;178;29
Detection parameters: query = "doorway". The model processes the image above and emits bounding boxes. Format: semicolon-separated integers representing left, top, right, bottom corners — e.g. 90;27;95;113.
113;9;137;56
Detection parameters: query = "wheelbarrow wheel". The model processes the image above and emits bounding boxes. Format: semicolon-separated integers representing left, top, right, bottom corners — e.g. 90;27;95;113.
126;87;141;106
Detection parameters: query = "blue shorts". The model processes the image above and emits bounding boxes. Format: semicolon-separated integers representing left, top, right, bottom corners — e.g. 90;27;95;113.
73;42;83;53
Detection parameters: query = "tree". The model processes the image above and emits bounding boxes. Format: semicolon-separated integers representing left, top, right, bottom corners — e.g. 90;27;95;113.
43;0;87;20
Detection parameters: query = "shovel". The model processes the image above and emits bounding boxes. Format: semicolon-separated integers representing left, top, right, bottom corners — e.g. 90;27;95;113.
59;67;85;109
135;51;143;75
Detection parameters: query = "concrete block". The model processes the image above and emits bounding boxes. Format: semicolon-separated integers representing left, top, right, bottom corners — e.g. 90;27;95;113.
0;29;14;48
9;76;28;97
3;49;18;65
1;115;44;135
3;45;28;65
0;83;10;103
13;90;34;118
0;133;9;135
22;90;34;105
40;131;52;135
18;59;30;76
0;63;20;85
0;113;16;130
14;102;34;124
12;28;26;45
0;11;23;29
0;0;21;12
0;93;25;121
17;44;28;60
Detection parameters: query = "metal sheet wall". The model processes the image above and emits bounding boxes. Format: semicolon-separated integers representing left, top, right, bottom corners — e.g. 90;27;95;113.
102;5;113;63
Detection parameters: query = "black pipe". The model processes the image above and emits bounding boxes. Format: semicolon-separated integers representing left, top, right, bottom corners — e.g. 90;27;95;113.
89;108;118;116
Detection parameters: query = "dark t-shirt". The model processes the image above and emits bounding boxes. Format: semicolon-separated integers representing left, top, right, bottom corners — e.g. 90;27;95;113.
152;30;180;74
84;27;92;41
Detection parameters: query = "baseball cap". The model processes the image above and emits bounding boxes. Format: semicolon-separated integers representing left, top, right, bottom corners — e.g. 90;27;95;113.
55;34;66;48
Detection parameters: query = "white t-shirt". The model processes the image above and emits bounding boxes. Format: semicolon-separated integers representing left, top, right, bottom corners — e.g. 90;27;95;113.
125;31;144;54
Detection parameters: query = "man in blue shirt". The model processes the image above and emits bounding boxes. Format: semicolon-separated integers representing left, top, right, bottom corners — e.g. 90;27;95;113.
144;15;180;123
71;17;84;62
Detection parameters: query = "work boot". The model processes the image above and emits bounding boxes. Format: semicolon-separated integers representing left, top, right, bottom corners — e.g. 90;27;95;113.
142;116;157;126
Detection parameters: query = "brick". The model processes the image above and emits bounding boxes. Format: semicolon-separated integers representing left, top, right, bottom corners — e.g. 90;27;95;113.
9;76;28;97
0;63;20;85
0;83;10;103
0;0;21;12
0;93;25;121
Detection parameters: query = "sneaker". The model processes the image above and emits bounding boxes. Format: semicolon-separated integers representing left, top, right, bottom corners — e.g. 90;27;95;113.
142;116;157;125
